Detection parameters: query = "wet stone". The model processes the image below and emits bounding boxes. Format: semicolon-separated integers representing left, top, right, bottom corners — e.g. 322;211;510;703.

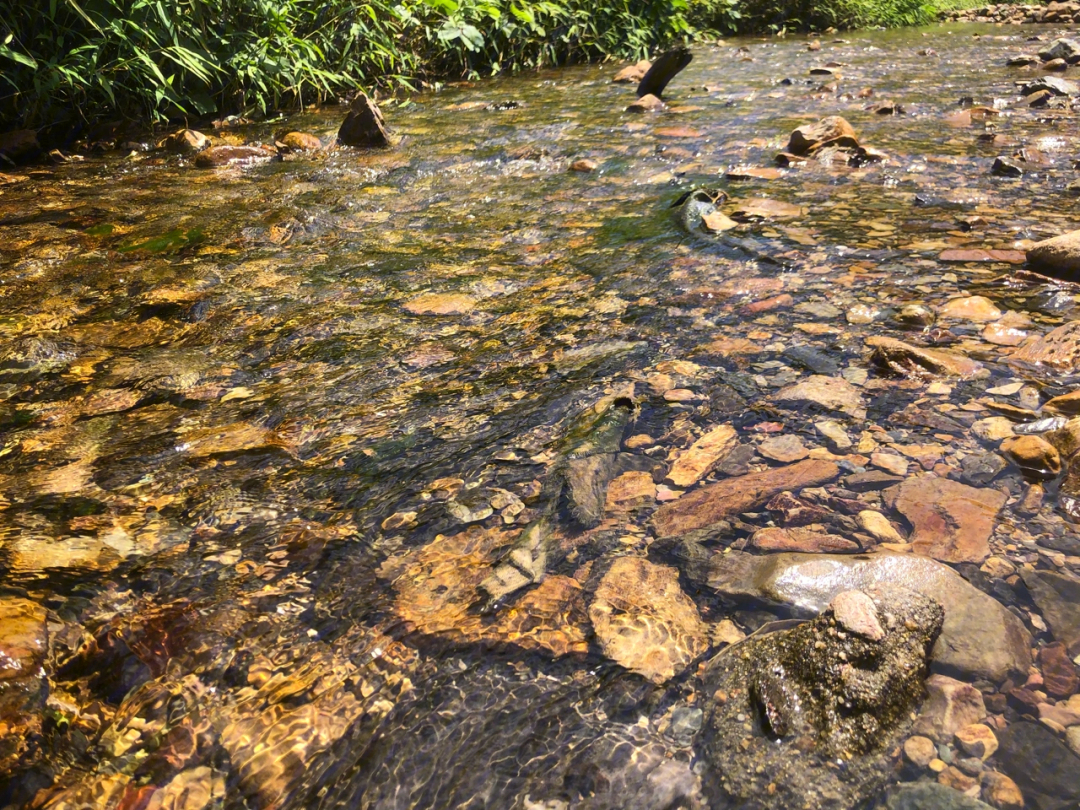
884;477;1007;564
914;674;986;742
997;722;1080;810
699;586;943;810
337;92;393;147
1039;642;1080;698
961;453;1008;486
758;433;810;462
1021;569;1080;656
886;782;994;809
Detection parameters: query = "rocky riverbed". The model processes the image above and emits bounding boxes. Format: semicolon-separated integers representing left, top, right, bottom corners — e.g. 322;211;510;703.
4;19;1080;810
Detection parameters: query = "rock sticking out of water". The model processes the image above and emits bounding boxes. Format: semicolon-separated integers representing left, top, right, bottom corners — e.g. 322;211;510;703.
1027;230;1080;282
337;92;393;148
699;586;943;810
636;47;692;98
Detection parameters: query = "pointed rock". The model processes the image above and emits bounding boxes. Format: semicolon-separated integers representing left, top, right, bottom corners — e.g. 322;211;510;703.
636;47;692;98
337;92;393;148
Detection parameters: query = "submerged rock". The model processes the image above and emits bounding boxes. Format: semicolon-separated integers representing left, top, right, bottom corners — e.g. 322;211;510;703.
194;145;278;168
670;188;727;234
699;586;942;810
786;115;858;156
883;477;1006;564
868;335;984;379
337;92;393;148
1021;569;1080;655
1010;320;1080;373
636;47;692;98
886;782;994;810
691;550;1031;682
589;557;708;684
997;722;1080;810
0;598;48;775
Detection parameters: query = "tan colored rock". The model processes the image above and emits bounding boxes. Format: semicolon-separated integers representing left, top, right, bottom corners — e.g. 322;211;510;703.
569;158;597;172
955;723;999;760
1039;701;1080;726
884;477;1006;564
1001;434;1062;477
787;116;859;156
279;131;322;151
146;767;225;810
1011;320;1080;373
714;618;746;646
1027;229;1080;279
871;451;908;476
701;210;738;232
613;60;651;83
915;674;987;742
938;295;1003;322
667;424;738;488
904;735;938;767
8;536;122;572
831;590;885;640
868;335;984;379
1044;388;1080;415
858;510;906;543
938;765;979;793
652;460;841;539
403;292;477;315
194;145;277;168
747;526;859;553
758;434;810;462
626;93;665;113
0;598;48;774
774;374;865;418
161;128;209;154
981;771;1025;810
972;417;1016;442
604;470;657;511
589;557;708;684
337;92;393;148
982;310;1032;347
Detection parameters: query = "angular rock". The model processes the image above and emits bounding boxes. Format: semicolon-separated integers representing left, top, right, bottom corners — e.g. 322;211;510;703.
1039;37;1080;62
1027;231;1080;282
589;557;708;684
955;723;999;760
758;434;810;462
1022;569;1080;656
1021;76;1080;96
774;374;865;418
992;156;1024;178
1044;389;1080;415
402;292;477;315
786;116;859;156
652;460;840;540
666;424;738;488
1040;642;1079;698
884;477;1006;564
626;93;665;113
746;526;860;553
868;336;984;379
914;674;986;742
858;510;906;543
337;92;393;148
997;722;1080;810
694;551;1032;681
613;59;651;83
699;585;942;810
636;47;692;98
938;296;1003;322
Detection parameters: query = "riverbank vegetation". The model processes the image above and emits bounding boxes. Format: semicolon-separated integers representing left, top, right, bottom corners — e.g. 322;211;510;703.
0;0;1005;135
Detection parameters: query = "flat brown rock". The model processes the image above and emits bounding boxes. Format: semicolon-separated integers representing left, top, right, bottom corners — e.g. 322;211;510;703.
938;248;1026;263
867;335;983;379
786;116;858;156
667;424;738;487
652;459;840;539
1010;320;1080;373
884;477;1006;563
774;374;865;418
747;526;860;553
730;198;804;221
589;557;707;684
403;292;477;315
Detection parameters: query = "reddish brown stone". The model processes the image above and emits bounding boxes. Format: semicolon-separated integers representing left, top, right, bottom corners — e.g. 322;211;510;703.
884;477;1006;563
1040;642;1080;698
938;248;1027;264
746;526;860;553
652;460;840;539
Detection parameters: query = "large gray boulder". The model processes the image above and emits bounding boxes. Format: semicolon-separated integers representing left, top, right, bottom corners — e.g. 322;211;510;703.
690;550;1031;682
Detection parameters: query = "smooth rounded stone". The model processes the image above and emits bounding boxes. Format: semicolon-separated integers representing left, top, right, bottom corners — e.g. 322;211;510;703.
1011;320;1080;373
589;557;708;685
786;115;858;156
1043;389;1080;415
980;771;1024;810
1037;701;1080;727
337;92;393;147
699;586;943;810
626;93;665;112
1040;642;1079;698
939;764;980;792
652;460;840;540
666;424;738;488
613;59;651;83
773;374;865;418
955;724;999;760
956;757;985;777
1001;435;1062;478
1021;569;1080;657
938;296;1002;323
867;336;984;379
279;131;322;150
691;551;1032;682
858;510;906;543
886;782;994;810
997;722;1080;809
883;477;1007;564
914;675;986;742
1043;57;1069;70
746;526;859;553
161;128;209;153
906;735;939;767
636;47;692;98
1067;725;1080;756
894;304;936;328
569;158;597;172
758;434;810;462
1027;232;1080;282
402;292;477;315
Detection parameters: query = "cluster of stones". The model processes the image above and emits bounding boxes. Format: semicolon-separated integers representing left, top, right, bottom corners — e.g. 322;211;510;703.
942;1;1080;24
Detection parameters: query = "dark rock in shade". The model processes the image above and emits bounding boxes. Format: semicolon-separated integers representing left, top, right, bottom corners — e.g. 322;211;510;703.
885;781;994;810
782;344;841;376
0;129;40;165
1021;569;1080;656
992;156;1024;178
1021;76;1080;96
960;452;1007;486
997;722;1080;810
1038;37;1080;63
563;454;616;528
337;92;393;148
845;470;906;491
636;47;692;98
692;551;1032;682
699;586;942;810
1040;642;1079;698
